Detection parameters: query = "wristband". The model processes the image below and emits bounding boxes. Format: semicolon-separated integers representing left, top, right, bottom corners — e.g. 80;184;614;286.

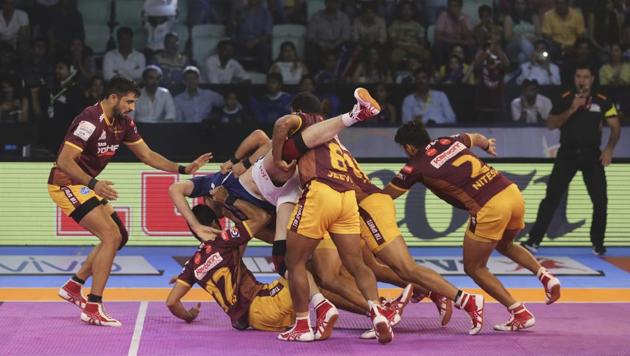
242;158;252;169
178;165;187;174
87;178;98;190
225;195;238;206
229;156;239;164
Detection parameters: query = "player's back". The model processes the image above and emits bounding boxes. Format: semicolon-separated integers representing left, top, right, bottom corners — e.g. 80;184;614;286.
292;112;357;192
176;228;262;328
393;134;512;213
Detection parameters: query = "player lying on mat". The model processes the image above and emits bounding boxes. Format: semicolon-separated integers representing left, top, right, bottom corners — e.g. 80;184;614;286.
383;120;562;332
166;186;338;337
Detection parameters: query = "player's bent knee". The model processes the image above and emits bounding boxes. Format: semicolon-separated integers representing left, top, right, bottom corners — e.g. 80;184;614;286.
110;212;129;250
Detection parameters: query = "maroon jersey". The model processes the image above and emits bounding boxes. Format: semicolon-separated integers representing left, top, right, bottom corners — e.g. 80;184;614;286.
390;134;512;213
338;142;382;201
48;103;143;186
293;113;356;192
177;222;263;328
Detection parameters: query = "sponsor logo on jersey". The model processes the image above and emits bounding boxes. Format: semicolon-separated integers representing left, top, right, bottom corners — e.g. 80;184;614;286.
426;148;437;157
402;165;414;174
229;226;240;239
430;141;466;168
439;138;452;145
73;121;96;141
194;252;223;280
98;131;106;141
97;142;120;156
80;187;91;195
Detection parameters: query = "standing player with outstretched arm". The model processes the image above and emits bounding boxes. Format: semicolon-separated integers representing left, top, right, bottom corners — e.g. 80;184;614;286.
383;120;562;333
49;77;214;327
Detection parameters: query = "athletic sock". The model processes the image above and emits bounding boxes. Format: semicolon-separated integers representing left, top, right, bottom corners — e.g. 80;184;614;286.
71;275;85;285
310;293;326;308
87;294;102;303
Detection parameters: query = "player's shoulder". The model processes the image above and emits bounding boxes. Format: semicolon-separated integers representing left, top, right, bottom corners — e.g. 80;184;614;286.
76;104;105;124
594;92;612;104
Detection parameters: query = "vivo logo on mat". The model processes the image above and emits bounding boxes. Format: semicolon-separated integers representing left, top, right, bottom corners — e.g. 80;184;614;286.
0;256;161;275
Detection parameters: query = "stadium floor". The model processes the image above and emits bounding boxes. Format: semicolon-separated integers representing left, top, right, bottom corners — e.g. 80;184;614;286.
1;246;630;355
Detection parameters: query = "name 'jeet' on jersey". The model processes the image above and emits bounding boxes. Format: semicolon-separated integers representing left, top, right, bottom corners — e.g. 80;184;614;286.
390;134;512;213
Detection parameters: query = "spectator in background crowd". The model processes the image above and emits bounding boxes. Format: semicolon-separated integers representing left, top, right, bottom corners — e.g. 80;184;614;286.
504;0;540;64
395;56;423;84
49;0;84;56
438;54;474;84
218;91;247;125
511;79;552;124
473;5;500;49
402;68;456;125
599;43;630;85
516;40;561;85
174;66;223;123
269;41;309;85
0;76;28;122
425;0;447;24
314;51;339;85
0;0;30;51
143;0;177;53
30;0;58;37
205;40;250;84
388;1;430;70
587;0;625;54
76;75;104;108
150;32;191;89
103;27;146;81
541;0;585;53
134;65;176;122
351;46;392;83
298;75;339;117
68;39;97;85
21;38;53;94
352;2;386;48
473;29;509;123
367;83;397;126
306;0;351;71
435;0;474;66
249;72;292;125
231;0;272;71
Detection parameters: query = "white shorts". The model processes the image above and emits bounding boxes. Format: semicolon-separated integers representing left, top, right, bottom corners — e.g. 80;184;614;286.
251;159;301;209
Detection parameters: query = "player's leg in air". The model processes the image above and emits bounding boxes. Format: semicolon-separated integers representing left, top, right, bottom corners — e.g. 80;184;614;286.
462;185;561;332
58;201;127;327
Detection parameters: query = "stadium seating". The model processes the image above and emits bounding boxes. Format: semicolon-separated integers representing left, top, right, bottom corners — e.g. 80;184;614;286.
84;24;113;54
78;0;112;25
191;24;226;72
427;24;436;46
247;71;267;84
307;0;325;20
115;0;145;28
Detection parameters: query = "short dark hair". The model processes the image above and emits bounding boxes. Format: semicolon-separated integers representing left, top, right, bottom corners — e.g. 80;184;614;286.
190;205;220;243
395;120;431;148
448;0;463;5
478;4;492;16
522;79;539;88
217;40;233;50
575;63;594;75
413;67;430;78
103;77;141;100
267;72;284;84
291;92;322;114
117;27;133;38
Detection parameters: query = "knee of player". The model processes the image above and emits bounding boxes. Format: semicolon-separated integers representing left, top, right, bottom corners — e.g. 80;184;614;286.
100;224;122;245
463;262;481;276
253;129;270;143
393;260;417;280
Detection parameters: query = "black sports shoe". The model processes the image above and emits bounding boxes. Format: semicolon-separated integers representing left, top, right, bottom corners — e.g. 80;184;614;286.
521;241;539;254
592;245;607;256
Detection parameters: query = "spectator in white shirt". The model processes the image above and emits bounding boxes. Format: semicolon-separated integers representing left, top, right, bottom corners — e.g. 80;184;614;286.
133;65;176;122
205;40;250;84
0;0;29;50
174;66;224;123
516;40;561;86
143;0;177;52
511;79;552;124
103;27;146;81
401;68;456;125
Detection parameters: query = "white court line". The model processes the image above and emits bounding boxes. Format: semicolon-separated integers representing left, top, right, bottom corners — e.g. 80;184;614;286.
128;301;148;356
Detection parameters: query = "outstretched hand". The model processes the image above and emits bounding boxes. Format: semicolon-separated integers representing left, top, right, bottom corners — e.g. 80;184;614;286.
186;152;214;174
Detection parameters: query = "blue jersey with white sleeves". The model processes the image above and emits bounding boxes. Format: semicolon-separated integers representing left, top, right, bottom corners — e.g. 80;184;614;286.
189;172;275;213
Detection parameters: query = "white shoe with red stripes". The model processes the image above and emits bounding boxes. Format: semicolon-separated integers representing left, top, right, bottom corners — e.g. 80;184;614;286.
58;280;87;309
80;302;122;327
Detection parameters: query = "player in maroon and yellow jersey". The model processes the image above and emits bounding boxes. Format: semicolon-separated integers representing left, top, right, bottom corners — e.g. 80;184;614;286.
50;77;213;327
383;120;561;332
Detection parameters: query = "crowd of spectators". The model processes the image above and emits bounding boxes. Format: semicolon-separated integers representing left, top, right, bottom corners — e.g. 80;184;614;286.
1;0;630;154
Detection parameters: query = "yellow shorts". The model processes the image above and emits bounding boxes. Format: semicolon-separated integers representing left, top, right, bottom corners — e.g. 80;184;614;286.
465;184;525;242
48;184;104;222
359;193;401;253
248;278;295;331
288;180;360;239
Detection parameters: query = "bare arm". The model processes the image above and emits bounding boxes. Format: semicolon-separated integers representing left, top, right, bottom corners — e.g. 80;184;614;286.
166;279;200;323
56;144;118;200
271;114;302;171
465;133;496;156
223;130;271;175
383;184;407;200
126;140;212;174
211;186;271;235
168;180;222;241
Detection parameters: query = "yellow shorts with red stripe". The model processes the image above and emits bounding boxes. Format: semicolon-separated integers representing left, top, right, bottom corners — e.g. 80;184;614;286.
48;184;104;222
466;184;525;242
248;278;295;331
288;180;360;239
359;193;401;253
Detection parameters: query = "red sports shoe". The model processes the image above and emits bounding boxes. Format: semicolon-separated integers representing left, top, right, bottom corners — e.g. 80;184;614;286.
58;280;86;309
314;300;339;341
370;304;393;344
538;268;561;305
80;302;121;327
493;304;536;331
348;88;381;124
278;318;315;342
429;292;453;326
456;293;485;335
